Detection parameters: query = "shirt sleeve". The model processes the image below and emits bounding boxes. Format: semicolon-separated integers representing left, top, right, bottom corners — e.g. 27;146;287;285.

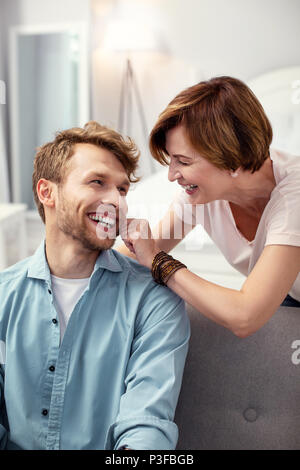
105;288;190;450
265;183;300;247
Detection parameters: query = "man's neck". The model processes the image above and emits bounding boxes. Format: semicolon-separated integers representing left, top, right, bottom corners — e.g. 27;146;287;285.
45;237;100;279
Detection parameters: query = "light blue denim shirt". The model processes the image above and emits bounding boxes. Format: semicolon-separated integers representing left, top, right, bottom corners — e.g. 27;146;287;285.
0;241;189;450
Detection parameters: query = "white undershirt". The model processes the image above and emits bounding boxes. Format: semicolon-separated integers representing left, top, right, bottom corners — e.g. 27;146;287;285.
51;275;90;343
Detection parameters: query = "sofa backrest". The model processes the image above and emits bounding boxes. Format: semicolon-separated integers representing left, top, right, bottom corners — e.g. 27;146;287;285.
175;304;300;450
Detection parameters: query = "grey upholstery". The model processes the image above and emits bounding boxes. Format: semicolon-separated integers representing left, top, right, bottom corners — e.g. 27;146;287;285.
175;304;300;450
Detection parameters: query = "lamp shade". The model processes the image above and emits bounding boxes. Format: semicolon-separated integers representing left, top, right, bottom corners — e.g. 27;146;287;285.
103;19;156;52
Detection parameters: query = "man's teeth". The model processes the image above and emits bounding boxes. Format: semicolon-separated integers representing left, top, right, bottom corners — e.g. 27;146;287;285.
88;214;115;227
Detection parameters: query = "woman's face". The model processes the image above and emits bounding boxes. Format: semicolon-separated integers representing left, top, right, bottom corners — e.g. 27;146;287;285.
165;125;232;204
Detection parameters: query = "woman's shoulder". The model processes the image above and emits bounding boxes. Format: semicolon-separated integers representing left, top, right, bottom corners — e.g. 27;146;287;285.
270;147;300;182
268;148;300;201
266;159;300;235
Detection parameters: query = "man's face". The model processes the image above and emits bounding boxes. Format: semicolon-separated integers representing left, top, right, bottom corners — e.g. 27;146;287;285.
54;143;130;252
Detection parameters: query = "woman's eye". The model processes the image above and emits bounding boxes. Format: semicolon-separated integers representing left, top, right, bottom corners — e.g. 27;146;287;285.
118;187;127;194
92;180;103;185
179;161;189;166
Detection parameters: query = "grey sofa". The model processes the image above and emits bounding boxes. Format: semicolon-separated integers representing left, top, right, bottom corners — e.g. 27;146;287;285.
175;304;300;450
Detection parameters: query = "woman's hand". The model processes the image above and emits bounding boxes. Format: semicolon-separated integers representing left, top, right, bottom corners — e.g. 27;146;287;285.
120;218;161;269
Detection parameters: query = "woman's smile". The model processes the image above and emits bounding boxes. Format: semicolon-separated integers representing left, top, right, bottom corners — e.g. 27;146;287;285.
179;182;199;196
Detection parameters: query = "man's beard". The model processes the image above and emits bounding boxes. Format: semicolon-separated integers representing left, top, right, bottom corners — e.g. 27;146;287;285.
56;193;117;252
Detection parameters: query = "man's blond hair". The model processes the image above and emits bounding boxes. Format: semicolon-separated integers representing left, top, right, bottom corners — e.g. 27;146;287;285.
32;121;140;223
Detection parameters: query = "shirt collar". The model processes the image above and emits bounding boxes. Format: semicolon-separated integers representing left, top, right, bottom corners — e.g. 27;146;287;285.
27;240;123;281
93;248;123;274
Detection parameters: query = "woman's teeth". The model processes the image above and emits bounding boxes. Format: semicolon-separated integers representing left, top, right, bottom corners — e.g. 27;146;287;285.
88;214;115;228
184;184;198;190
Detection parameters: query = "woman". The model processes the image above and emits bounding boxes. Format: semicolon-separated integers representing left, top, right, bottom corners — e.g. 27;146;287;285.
118;76;300;337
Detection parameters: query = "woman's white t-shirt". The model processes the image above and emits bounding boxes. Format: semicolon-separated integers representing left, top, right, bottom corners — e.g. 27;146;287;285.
174;148;300;301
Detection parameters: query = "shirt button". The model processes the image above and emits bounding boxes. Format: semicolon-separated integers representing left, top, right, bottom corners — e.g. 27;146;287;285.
52;318;57;324
48;289;52;294
49;365;55;372
42;409;48;416
243;408;258;422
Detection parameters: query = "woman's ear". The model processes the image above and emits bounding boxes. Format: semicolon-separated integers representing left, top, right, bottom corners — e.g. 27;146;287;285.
229;168;240;178
36;179;57;209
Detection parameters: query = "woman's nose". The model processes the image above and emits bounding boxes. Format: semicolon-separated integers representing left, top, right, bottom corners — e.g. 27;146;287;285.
168;164;181;182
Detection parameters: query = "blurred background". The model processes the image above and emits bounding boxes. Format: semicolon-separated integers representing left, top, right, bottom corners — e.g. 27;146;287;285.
0;0;299;287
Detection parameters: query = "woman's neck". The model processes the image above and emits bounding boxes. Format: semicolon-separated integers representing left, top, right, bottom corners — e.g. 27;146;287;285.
227;157;276;216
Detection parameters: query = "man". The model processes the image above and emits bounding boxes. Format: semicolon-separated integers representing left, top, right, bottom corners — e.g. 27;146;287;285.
0;121;189;450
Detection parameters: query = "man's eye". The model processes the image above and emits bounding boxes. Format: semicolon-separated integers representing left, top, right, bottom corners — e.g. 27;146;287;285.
118;187;127;194
92;180;103;185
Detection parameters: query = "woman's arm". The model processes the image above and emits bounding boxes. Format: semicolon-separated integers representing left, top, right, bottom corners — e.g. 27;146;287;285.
122;218;300;337
166;245;300;337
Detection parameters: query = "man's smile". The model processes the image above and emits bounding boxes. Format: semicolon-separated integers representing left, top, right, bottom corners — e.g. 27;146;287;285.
87;211;117;232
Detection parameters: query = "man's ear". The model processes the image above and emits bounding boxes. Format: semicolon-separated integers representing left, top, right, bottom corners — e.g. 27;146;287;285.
36;179;57;209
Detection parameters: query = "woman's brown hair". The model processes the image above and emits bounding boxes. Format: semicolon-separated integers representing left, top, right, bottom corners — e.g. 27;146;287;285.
32;121;140;223
149;76;273;173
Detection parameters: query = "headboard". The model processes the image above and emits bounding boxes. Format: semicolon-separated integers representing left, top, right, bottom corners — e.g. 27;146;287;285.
248;66;300;155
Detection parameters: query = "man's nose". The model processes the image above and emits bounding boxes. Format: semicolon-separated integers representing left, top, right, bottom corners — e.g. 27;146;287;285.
101;188;121;208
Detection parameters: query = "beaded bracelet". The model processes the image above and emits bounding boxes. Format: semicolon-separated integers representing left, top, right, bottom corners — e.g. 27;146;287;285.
160;259;187;285
151;251;187;285
152;251;170;283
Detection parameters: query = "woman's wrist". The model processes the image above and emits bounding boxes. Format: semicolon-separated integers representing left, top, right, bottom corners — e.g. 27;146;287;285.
151;251;187;285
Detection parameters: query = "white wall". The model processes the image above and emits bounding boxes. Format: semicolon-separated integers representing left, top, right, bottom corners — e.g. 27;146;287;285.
0;0;91;203
0;4;5;84
2;0;299;181
0;0;10;202
153;0;300;81
7;0;91;25
107;0;300;82
91;0;300;177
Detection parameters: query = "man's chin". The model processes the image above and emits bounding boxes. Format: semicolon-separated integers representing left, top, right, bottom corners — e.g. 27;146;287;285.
97;238;116;251
80;236;116;252
80;221;119;251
